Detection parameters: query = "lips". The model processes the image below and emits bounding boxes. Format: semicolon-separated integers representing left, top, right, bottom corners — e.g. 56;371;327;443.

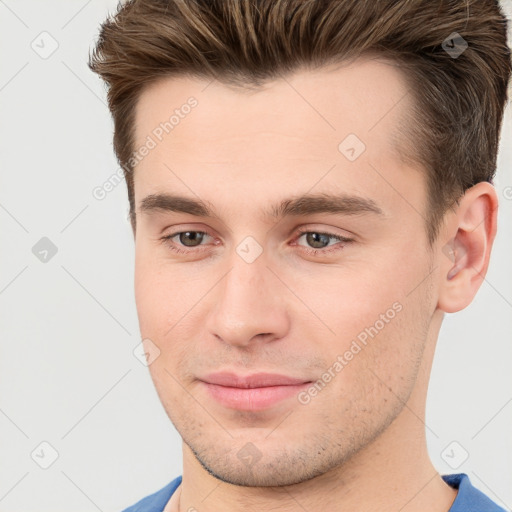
199;372;312;411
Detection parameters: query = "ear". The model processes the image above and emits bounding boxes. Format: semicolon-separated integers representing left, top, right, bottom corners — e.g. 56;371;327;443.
436;182;498;313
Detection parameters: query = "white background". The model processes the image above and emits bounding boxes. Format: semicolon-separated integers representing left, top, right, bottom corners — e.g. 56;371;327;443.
0;1;511;511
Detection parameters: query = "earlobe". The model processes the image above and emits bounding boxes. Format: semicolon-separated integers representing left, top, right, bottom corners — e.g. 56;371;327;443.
436;182;498;313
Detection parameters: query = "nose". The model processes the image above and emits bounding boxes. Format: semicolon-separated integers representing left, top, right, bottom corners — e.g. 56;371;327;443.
204;252;290;349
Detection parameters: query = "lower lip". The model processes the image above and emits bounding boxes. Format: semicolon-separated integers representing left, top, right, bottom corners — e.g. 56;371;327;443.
201;381;311;411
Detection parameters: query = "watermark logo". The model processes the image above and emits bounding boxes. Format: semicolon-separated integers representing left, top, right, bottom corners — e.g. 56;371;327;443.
32;237;58;263
31;441;59;469
237;442;262;468
133;338;161;366
441;441;469;469
442;32;468;59
338;133;366;161
31;31;59;59
236;236;263;263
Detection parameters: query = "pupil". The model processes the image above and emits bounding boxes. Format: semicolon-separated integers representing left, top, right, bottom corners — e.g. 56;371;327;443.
180;231;204;247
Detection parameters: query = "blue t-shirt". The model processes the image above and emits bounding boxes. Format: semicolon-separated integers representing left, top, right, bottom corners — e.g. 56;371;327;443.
121;473;506;512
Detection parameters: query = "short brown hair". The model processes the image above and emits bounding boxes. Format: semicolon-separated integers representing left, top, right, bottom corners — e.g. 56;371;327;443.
88;0;511;244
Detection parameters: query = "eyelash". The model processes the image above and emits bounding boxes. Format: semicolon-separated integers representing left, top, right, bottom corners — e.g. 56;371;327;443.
160;228;354;256
293;228;353;255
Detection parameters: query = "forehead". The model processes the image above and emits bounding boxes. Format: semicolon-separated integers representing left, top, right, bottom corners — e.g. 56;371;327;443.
132;57;424;223
134;56;410;150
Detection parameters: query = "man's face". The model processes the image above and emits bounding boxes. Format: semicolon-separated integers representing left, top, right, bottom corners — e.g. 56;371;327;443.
132;58;440;486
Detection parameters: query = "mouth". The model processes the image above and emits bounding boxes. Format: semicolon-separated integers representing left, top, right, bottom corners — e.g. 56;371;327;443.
199;372;312;411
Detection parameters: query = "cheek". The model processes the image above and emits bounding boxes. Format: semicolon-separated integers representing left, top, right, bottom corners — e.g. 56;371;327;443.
134;255;160;335
134;249;220;353
327;254;430;341
298;261;429;388
133;249;177;343
306;303;425;426
289;263;403;346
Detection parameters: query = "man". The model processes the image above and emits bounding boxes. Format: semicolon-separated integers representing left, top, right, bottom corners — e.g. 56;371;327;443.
88;1;511;511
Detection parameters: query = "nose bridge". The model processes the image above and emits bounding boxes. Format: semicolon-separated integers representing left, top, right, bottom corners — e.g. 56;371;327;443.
205;248;289;346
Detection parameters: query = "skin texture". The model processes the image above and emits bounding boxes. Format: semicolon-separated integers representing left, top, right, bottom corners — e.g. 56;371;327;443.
132;57;497;512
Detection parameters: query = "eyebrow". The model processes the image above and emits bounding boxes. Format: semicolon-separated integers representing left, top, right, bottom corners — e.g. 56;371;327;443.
139;192;384;220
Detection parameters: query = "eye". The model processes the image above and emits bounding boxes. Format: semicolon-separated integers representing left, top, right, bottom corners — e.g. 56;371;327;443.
160;230;214;254
159;228;353;256
293;228;353;255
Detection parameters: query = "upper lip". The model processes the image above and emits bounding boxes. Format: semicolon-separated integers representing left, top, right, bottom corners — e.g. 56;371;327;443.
201;372;311;388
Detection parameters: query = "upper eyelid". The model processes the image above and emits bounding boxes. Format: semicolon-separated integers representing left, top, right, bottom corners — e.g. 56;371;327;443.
164;229;212;240
294;227;352;240
164;222;352;236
